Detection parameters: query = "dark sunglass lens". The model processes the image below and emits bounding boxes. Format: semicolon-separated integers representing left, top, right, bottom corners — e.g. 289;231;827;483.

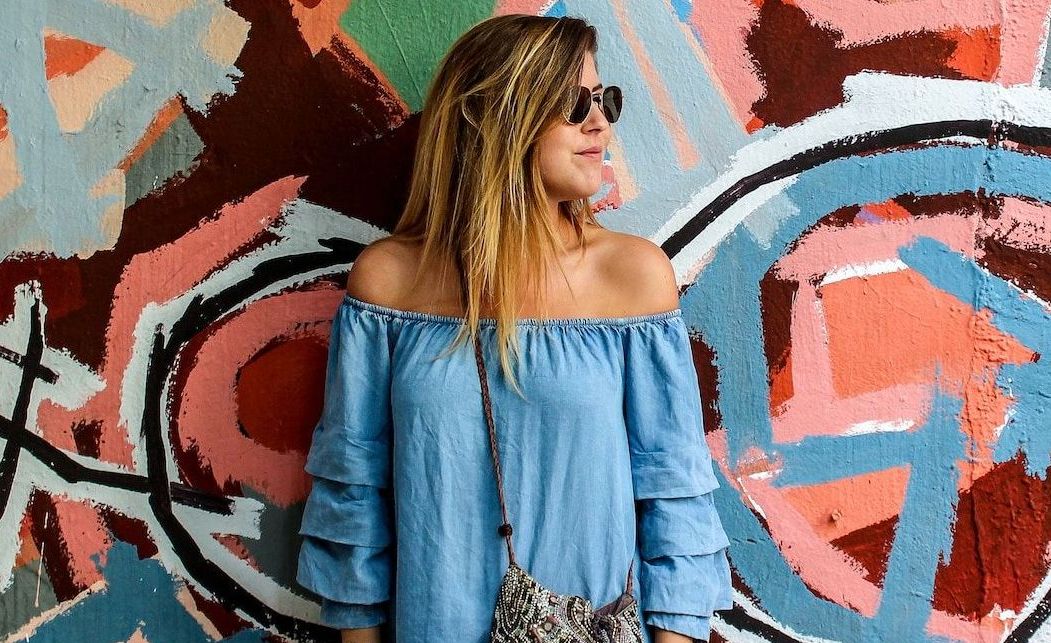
568;86;592;124
601;86;622;123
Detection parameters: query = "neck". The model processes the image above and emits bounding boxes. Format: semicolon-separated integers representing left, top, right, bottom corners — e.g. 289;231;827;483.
548;198;580;252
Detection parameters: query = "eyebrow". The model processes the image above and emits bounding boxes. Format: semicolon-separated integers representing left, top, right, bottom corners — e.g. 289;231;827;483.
591;83;603;92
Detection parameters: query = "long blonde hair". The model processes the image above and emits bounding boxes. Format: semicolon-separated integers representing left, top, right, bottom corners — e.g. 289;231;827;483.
392;14;604;397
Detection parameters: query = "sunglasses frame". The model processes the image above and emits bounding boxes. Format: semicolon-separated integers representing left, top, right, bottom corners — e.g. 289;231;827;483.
563;85;622;125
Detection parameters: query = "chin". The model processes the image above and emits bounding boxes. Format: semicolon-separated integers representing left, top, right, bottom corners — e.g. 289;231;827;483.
575;176;603;198
562;188;600;202
550;176;603;202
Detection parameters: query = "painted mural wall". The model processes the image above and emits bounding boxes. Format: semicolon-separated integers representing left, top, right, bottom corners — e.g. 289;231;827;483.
2;0;1051;641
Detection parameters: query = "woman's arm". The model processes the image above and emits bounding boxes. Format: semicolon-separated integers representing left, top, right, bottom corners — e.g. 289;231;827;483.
619;241;733;641
341;626;382;643
653;630;694;643
295;259;399;633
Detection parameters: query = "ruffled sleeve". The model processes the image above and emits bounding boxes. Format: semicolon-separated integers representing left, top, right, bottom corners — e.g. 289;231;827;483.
623;314;733;641
296;297;396;629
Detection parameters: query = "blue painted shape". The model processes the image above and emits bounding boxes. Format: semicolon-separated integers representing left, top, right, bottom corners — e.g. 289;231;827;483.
899;235;1051;478
684;141;1051;641
0;0;243;258
671;0;693;22
774;431;926;488
869;387;964;641
17;542;266;643
564;0;681;192
621;2;743;166
544;1;568;17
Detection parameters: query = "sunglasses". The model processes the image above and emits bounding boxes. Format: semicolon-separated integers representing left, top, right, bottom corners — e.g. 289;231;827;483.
564;85;623;125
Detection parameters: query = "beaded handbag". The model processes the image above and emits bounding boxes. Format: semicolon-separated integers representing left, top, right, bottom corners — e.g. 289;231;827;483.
471;331;645;643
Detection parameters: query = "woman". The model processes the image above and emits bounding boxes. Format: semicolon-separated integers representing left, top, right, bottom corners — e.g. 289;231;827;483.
296;14;732;643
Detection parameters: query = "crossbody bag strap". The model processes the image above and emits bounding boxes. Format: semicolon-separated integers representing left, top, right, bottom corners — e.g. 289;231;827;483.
459;260;634;594
472;331;518;565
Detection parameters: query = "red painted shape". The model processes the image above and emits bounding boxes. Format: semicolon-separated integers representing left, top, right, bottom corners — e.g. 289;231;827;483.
236;335;327;454
932;457;1051;616
832;457;1051;616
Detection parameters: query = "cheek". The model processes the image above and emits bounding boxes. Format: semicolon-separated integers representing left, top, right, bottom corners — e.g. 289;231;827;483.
537;140;570;185
538;137;580;175
537;133;571;167
535;130;603;197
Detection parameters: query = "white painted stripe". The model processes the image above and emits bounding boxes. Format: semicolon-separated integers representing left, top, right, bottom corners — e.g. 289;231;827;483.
820;259;909;286
653;72;1051;285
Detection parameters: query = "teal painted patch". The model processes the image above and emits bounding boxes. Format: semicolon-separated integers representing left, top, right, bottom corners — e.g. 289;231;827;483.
0;562;59;638
238;486;307;594
339;1;496;112
10;542;266;642
125;112;205;205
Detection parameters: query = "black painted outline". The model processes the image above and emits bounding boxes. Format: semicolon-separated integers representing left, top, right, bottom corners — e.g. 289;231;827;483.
0;239;360;640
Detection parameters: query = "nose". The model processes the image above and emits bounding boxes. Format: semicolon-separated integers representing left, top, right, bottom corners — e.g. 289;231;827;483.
583;98;610;133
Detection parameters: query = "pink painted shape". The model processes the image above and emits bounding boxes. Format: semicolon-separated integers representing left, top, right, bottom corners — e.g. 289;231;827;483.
707;430;1014;641
791;0;994;47
996;0;1051;84
52;499;111;587
37;176;306;469
773;379;932;443
493;0;552;14
216;533;259;571
176;287;339;507
688;0;764;129
742;471;882;616
793;0;1051;84
985;197;1051;250
592;162;623;212
772;214;976;282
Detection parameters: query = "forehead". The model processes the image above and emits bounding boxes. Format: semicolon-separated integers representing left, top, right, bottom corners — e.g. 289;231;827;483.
578;51;600;84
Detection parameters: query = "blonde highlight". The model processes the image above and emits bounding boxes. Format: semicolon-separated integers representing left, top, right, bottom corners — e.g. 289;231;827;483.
391;14;603;398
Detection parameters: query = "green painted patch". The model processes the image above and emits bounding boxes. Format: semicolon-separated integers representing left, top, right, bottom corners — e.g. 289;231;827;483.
340;1;495;112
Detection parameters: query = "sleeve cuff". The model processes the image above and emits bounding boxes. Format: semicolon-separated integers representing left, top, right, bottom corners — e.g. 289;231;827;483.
320;598;388;629
640;546;733;617
296;535;392;604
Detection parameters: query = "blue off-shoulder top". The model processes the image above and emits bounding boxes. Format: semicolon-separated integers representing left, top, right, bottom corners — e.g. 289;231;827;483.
296;294;732;642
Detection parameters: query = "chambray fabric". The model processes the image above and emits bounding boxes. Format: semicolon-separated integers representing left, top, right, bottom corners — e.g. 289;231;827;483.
296;293;733;643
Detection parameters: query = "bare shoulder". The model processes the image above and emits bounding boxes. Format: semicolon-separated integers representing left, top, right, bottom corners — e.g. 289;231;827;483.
344;235;418;306
597;230;681;315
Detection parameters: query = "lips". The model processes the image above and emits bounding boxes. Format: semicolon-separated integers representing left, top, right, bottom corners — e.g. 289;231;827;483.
576;146;604;159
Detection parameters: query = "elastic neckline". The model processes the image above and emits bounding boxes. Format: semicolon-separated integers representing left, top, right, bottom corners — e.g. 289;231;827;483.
343;293;682;327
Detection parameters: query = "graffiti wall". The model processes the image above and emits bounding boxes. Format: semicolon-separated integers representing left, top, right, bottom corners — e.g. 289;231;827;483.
1;0;1050;641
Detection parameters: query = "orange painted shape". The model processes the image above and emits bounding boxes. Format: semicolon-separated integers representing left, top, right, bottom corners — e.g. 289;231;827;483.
821;269;1034;399
15;515;40;568
945;25;1001;79
291;0;352;54
768;350;794;416
781;466;909;541
43;34;105;79
858;200;912;223
117;98;185;171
